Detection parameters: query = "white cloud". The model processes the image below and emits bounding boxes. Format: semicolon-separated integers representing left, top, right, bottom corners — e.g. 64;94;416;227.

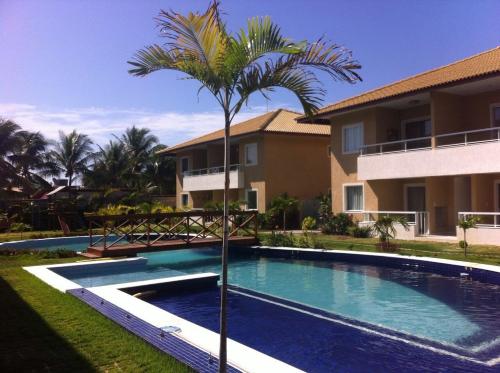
0;102;300;147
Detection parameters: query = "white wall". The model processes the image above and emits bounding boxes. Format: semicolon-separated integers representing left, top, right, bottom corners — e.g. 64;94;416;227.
456;226;500;246
358;142;500;180
183;170;244;192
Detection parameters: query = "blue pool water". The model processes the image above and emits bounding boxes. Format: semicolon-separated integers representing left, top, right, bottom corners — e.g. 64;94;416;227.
140;248;500;351
57;246;500;352
149;287;498;373
0;236;91;251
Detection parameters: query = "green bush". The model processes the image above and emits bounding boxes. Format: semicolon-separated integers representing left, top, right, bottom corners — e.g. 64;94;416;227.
301;216;317;231
320;213;353;235
459;240;466;249
262;231;295;247
9;222;32;233
350;225;372;238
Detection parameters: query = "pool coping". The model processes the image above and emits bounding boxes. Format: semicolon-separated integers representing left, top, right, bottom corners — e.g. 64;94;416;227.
23;259;304;373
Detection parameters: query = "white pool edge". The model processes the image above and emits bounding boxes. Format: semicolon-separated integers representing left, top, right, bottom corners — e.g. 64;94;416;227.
23;260;303;373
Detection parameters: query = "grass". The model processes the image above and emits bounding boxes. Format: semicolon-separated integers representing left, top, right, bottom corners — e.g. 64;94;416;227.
259;232;500;265
0;230;89;243
0;252;191;372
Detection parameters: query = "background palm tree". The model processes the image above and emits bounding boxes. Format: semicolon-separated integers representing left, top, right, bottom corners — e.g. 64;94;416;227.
128;1;361;369
0;119;24;190
84;140;130;189
48;130;94;187
118;125;159;176
9;131;54;192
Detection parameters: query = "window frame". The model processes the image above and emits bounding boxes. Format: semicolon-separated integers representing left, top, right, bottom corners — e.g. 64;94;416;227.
245;188;258;211
244;142;258;166
181;193;189;207
343;183;364;212
180;157;190;174
342;122;364;155
490;103;500;128
401;116;432;139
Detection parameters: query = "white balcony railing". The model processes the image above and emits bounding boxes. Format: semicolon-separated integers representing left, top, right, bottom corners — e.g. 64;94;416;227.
360;127;500;156
458;212;500;228
361;210;429;236
183;164;241;177
182;164;244;192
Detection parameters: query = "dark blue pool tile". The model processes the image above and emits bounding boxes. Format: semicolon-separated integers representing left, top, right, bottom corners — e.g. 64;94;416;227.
68;288;240;373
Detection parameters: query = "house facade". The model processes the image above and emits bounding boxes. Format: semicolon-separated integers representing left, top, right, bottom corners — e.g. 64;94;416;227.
302;47;500;245
160;109;331;216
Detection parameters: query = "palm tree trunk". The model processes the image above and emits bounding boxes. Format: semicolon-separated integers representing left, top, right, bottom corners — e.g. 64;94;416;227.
218;112;230;372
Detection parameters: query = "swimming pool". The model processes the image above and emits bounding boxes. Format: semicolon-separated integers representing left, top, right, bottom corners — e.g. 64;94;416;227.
56;247;500;352
24;241;500;371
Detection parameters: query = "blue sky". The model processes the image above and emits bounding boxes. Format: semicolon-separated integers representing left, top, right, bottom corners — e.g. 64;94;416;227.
1;0;499;146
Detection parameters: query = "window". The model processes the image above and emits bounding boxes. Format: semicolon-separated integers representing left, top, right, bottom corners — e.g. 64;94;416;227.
403;118;431;139
181;193;189;207
245;143;258;166
491;104;500;127
342;123;363;154
246;189;258;210
180;157;189;173
344;184;363;211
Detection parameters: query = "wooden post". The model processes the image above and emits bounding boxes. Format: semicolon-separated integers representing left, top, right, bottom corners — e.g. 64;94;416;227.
254;212;258;239
147;217;150;246
103;221;107;250
89;220;93;247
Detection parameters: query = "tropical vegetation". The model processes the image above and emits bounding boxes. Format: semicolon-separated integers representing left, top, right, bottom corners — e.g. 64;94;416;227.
0;119;175;198
128;0;361;368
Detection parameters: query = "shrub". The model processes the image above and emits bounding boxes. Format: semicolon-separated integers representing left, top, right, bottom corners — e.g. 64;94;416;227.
262;231;295;247
320;213;353;235
9;222;32;233
459;240;466;249
301;216;317;231
350;225;372;238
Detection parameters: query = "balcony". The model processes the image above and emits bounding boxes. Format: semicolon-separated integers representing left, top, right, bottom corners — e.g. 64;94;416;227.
358;127;500;180
182;164;244;192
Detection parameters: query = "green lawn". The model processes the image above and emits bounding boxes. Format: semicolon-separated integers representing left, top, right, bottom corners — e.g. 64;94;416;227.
0;253;190;372
259;232;500;265
1;230;498;372
0;230;89;243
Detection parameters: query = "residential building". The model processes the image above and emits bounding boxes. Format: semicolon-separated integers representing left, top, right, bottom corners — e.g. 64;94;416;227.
160;109;331;217
301;46;500;244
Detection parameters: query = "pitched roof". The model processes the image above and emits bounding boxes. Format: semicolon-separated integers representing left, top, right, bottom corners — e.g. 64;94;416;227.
303;46;500;119
160;109;330;153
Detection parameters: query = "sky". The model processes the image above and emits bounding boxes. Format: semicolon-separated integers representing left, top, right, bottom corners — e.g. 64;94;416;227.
1;0;499;147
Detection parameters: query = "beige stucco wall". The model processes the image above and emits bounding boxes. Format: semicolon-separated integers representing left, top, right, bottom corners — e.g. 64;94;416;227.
263;133;331;214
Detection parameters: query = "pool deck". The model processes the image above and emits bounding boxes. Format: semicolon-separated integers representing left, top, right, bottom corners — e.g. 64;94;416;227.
82;236;258;258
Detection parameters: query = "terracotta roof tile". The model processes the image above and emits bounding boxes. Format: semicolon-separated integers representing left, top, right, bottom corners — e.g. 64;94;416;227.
160;109;330;153
305;46;500;118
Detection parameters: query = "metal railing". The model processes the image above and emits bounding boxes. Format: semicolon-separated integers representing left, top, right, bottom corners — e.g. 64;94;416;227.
86;210;258;250
183;164;241;177
360;136;432;155
458;212;500;228
435;127;500;148
360;126;500;156
361;210;429;236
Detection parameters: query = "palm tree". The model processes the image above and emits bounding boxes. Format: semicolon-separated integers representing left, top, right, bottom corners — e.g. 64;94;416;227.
128;2;361;369
84;140;130;188
0;119;24;190
372;215;410;249
142;144;176;195
457;216;480;256
9;131;54;191
269;193;299;231
118;126;159;175
48;130;94;187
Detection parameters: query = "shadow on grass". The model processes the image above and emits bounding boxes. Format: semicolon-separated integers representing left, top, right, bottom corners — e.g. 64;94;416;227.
0;277;93;372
